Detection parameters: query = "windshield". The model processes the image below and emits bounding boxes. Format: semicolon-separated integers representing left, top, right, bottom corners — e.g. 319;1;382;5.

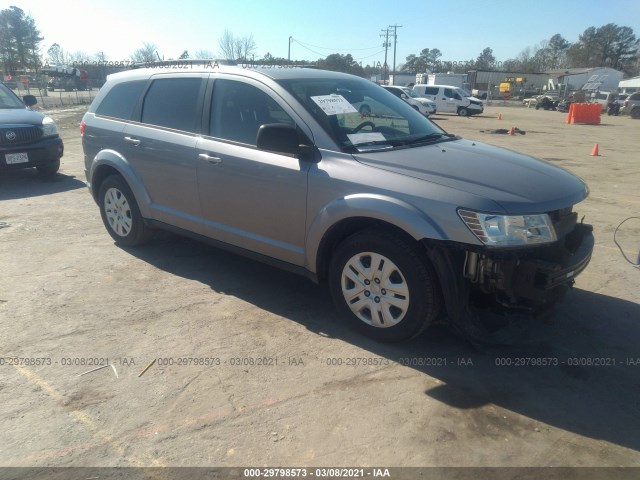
456;87;471;98
401;87;419;98
0;83;26;109
277;77;446;152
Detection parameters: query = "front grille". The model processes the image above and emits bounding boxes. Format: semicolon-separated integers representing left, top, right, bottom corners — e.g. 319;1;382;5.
0;126;43;146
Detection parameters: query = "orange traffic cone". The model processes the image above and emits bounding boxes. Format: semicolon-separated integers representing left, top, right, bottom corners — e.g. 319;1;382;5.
497;113;502;120
508;127;515;135
591;144;599;156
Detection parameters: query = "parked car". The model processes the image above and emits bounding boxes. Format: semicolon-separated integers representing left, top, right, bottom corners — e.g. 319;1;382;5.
82;64;593;342
0;82;63;177
413;84;484;116
621;92;640;119
382;85;436;117
615;93;628;107
535;95;558;111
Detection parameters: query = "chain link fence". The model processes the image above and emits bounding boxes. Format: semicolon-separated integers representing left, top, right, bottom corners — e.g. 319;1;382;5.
12;85;96;109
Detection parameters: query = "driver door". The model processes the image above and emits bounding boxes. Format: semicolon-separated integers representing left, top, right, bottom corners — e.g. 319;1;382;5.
196;77;311;266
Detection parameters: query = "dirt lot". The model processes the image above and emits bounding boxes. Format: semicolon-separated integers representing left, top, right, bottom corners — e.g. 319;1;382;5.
1;103;639;472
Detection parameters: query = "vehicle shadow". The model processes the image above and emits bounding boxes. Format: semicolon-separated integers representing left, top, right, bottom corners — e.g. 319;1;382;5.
125;233;640;453
0;170;85;200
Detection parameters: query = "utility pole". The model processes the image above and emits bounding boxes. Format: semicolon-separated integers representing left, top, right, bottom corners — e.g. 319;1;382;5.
288;36;293;63
389;24;402;84
380;28;390;83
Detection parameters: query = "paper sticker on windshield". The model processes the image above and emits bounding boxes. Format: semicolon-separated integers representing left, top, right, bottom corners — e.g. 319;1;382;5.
311;95;358;115
346;132;387;145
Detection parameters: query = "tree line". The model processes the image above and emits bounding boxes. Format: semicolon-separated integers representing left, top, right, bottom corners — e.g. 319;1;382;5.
399;26;639;77
2;5;638;81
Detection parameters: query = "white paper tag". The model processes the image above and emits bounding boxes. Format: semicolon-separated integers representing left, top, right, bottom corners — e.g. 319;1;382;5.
346;132;387;145
310;95;358;115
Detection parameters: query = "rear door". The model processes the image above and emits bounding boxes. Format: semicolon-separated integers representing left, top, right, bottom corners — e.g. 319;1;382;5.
122;75;206;232
196;76;311;266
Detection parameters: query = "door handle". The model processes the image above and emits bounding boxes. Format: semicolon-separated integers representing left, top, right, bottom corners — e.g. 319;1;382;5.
199;153;222;164
124;136;141;146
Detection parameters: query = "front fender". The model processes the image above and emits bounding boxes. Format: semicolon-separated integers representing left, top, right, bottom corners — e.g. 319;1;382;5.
89;150;152;218
305;193;448;273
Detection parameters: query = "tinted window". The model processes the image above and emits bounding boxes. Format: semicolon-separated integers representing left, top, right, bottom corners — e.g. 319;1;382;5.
0;83;25;109
384;87;402;98
141;78;203;133
95;81;146;120
421;87;439;96
444;88;455;98
211;79;294;145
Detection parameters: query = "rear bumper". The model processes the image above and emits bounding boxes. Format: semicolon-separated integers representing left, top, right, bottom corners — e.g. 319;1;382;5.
0;136;64;170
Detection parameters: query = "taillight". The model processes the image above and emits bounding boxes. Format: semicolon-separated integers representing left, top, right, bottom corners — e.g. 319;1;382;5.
624;100;629;108
80;120;86;136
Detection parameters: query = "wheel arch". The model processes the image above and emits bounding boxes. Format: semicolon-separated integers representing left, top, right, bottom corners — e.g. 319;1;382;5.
308;194;447;282
89;151;151;217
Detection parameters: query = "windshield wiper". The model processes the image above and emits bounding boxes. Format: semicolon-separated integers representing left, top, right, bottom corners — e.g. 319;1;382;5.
401;132;456;146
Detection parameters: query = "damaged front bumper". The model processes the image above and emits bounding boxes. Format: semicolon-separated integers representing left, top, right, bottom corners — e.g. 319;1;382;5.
427;220;594;320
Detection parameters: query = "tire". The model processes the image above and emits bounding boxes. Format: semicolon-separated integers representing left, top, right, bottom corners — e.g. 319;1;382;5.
98;175;152;246
328;229;441;342
631;107;640;120
457;107;469;116
36;159;60;177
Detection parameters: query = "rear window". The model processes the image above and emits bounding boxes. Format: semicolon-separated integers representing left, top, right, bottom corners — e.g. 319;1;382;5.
141;77;204;133
95;80;146;120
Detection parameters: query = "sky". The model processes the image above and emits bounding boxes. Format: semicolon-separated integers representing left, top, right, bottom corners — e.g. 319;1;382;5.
5;0;640;68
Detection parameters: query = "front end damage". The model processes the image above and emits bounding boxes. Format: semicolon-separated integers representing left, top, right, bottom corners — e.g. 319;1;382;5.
426;207;594;342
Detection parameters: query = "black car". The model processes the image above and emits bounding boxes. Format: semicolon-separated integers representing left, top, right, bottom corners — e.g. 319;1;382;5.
0;82;63;177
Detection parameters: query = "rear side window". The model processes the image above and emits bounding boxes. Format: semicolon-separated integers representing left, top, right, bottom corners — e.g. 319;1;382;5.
141;78;204;133
421;87;439;96
95;81;146;120
210;79;294;145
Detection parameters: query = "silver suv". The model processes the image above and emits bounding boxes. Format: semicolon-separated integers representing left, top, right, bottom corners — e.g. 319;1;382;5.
82;63;594;342
621;92;640;119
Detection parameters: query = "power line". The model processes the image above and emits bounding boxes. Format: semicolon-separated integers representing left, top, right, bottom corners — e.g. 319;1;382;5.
294;41;384;63
354;50;386;61
292;38;382;52
293;41;333;57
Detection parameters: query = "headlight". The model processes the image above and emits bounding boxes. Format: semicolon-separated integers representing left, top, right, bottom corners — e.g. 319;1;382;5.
42;116;58;137
458;209;557;246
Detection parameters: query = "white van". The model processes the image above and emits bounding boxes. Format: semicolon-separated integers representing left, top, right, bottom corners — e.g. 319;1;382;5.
382;86;437;117
413;84;484;116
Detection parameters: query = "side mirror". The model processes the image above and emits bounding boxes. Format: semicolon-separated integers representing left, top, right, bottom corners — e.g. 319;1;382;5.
400;93;408;99
257;124;299;155
23;95;37;107
257;124;318;161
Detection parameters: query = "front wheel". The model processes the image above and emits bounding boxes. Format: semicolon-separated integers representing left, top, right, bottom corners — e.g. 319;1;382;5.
630;107;640;120
457;107;469;116
328;229;441;342
98;175;152;246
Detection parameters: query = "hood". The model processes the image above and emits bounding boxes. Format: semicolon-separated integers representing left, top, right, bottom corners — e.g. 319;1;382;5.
417;98;436;106
0;108;45;126
354;138;589;214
